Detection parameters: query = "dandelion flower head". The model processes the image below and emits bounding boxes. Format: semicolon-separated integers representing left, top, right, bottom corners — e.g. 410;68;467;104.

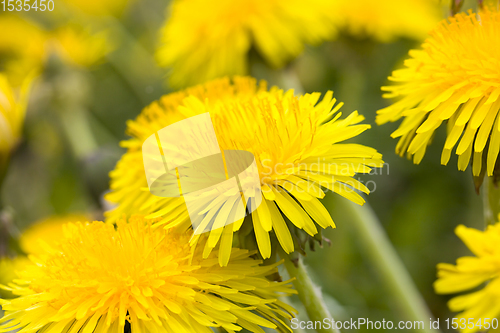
377;9;500;177
157;0;335;88
106;76;384;264
434;222;500;333
0;215;297;333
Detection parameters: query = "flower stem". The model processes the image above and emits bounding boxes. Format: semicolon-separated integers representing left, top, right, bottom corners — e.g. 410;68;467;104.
59;106;98;159
103;16;164;106
283;254;341;333
482;176;500;227
0;155;9;192
275;65;435;332
339;198;440;333
51;67;98;159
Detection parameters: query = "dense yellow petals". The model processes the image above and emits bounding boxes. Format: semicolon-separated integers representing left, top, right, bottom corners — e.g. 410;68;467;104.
0;214;88;298
377;9;500;177
106;76;383;261
434;223;500;333
0;216;296;333
0;257;31;299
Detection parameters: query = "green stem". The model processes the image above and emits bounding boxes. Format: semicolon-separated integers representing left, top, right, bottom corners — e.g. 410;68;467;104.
283;255;341;333
0;219;7;257
0;209;19;257
482;176;500;227
339;198;439;333
52;66;98;160
60;106;98;159
0;155;9;191
103;16;164;106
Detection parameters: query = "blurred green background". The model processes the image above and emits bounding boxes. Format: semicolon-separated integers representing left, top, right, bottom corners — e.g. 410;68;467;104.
0;0;486;332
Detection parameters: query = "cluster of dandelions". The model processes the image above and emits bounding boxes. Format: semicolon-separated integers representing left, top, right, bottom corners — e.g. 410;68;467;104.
0;74;383;332
0;216;297;333
2;0;500;332
1;0;391;331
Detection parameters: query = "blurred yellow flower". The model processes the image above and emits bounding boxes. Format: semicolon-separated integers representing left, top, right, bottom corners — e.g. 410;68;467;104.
0;216;296;333
0;73;32;167
106;76;383;264
434;223;500;333
50;27;112;68
0;15;47;85
157;0;335;88
377;9;500;177
0;15;111;82
0;15;47;59
61;0;131;16
332;0;442;42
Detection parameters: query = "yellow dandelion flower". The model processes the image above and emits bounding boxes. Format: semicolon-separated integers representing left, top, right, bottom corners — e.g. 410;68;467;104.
0;216;297;333
0;73;33;167
332;0;442;42
377;9;500;177
157;0;335;88
0;15;47;85
434;223;500;333
106;76;384;264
